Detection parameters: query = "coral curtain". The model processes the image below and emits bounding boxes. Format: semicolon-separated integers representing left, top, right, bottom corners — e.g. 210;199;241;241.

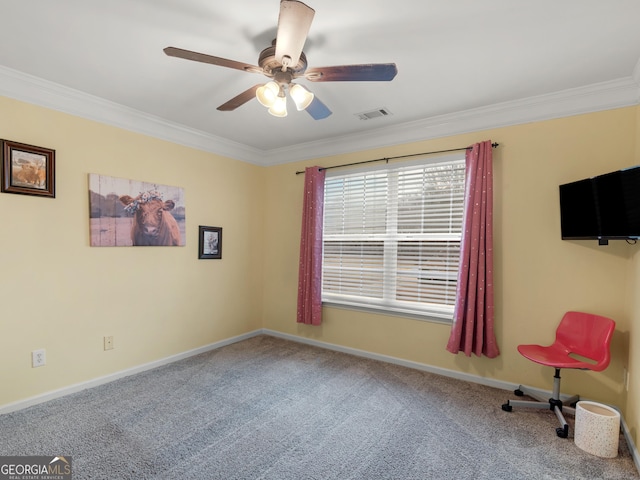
297;167;326;325
446;140;499;357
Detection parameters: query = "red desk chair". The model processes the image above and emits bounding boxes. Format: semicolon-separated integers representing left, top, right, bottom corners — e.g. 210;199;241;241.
501;311;616;438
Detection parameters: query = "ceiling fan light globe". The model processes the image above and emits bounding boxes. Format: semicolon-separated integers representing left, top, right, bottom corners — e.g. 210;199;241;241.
256;81;280;107
268;95;288;117
289;84;314;111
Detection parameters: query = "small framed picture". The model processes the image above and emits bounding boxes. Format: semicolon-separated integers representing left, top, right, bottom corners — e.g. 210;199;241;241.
199;226;222;259
1;140;55;198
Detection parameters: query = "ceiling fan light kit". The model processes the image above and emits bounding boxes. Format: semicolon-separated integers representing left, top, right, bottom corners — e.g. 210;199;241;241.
255;78;313;117
256;81;280;108
289;84;314;111
163;0;397;120
268;94;288;117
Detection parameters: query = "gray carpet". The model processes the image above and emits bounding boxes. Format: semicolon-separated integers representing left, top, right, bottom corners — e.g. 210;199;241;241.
1;335;638;479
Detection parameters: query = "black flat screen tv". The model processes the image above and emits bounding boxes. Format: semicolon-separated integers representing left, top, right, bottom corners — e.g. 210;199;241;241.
559;165;640;243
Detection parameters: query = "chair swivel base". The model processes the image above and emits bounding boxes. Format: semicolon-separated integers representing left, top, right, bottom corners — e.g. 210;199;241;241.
501;384;578;438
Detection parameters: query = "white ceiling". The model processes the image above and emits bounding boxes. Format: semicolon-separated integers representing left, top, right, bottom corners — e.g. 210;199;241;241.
0;0;639;166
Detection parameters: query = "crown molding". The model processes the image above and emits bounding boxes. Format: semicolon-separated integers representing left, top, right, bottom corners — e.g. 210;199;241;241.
265;76;640;165
0;65;262;164
1;65;639;166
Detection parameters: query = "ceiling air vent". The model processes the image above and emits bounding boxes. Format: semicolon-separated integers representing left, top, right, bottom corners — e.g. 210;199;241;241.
356;108;393;121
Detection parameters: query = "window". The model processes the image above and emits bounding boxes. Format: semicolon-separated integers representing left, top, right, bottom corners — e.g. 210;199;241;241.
321;154;465;322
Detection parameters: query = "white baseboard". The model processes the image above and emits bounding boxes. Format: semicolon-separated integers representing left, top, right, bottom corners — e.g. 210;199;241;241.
621;415;640;474
263;329;640;474
2;328;638;475
264;328;522;390
0;330;263;415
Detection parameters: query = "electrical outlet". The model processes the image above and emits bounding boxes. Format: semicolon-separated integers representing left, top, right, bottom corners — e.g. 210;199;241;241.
104;336;114;351
32;349;46;368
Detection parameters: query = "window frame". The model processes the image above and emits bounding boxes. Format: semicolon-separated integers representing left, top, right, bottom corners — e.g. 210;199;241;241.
321;153;466;324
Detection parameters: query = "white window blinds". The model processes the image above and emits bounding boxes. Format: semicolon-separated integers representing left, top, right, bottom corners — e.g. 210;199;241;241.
322;154;465;321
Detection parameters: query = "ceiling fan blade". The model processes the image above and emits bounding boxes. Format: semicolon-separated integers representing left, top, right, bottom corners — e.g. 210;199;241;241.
217;85;262;111
164;47;261;73
274;0;315;68
305;64;398;82
305;96;332;120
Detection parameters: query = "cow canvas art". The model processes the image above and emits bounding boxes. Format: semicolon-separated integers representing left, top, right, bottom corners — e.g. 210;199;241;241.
89;174;185;247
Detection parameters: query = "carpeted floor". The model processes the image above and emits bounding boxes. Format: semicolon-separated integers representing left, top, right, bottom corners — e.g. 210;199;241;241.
1;335;638;479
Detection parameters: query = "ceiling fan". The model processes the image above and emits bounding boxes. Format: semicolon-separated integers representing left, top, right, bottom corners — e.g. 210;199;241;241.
164;0;397;119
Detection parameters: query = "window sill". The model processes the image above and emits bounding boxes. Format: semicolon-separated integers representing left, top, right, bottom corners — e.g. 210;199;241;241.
322;301;453;325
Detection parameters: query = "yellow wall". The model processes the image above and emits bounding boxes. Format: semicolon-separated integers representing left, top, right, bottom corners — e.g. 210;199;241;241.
0;96;264;406
263;107;638;415
1;95;638;449
626;104;640;445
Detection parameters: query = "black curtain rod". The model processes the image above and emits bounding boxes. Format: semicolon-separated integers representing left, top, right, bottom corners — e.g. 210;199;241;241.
295;142;499;175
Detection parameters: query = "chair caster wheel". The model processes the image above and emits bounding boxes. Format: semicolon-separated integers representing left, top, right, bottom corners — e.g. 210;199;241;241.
501;403;512;412
556;426;568;438
514;389;524;396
